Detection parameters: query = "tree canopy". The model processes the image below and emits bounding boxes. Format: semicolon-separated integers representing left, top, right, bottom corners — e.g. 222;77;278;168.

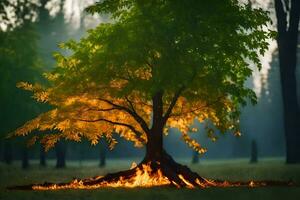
0;23;42;136
13;0;274;153
0;0;41;32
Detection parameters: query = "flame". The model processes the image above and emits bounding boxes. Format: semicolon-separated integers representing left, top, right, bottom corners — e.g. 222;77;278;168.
30;162;291;190
102;163;170;188
178;174;194;188
33;162;170;190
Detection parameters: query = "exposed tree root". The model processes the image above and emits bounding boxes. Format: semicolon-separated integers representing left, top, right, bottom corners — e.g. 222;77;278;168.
7;152;295;190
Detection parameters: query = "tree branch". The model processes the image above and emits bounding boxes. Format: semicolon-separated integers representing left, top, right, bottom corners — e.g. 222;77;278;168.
76;118;145;142
145;60;153;70
169;95;225;118
97;98;150;133
125;96;137;113
87;107;118;112
162;86;185;124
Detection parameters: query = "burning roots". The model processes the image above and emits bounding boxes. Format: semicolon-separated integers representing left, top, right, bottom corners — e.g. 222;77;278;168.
8;152;295;190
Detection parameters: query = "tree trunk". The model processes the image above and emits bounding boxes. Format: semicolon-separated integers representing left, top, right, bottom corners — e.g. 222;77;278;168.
280;49;300;163
99;141;106;168
143;91;164;162
250;140;258;163
22;146;29;169
55;141;66;168
143;128;163;162
3;141;12;165
192;151;199;164
0;141;2;162
278;36;300;163
275;0;300;163
39;145;46;167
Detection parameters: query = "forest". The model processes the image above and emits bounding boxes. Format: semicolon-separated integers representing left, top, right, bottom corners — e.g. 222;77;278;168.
0;0;299;199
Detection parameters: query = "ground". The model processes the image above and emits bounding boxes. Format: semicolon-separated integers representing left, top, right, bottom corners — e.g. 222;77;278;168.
1;158;300;200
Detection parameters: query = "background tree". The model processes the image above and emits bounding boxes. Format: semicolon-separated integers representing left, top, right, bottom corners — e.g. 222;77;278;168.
13;0;274;187
250;139;258;163
191;151;200;164
0;24;41;166
0;0;40;166
39;144;47;167
99;139;107;168
55;140;66;168
274;0;300;164
37;1;69;168
0;0;94;168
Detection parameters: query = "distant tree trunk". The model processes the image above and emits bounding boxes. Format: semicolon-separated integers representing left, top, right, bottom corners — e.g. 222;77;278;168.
55;141;66;168
21;146;29;169
99;141;106;168
79;145;83;167
192;151;199;164
3;141;12;164
250;140;258;163
39;144;46;167
0;141;2;162
275;0;300;163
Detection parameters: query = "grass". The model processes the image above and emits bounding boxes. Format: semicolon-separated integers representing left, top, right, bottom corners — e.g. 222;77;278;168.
1;158;300;200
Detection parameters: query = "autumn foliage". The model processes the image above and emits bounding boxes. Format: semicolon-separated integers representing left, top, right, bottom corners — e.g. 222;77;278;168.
13;0;273;152
10;0;275;188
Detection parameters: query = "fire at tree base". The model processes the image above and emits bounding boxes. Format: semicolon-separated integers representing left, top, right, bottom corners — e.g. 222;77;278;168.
7;153;295;190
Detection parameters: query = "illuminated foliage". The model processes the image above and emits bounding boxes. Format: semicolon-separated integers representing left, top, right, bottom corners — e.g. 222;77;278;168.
13;0;274;153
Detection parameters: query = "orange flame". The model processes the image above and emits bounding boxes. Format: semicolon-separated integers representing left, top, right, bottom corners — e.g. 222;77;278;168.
31;162;289;190
33;162;170;190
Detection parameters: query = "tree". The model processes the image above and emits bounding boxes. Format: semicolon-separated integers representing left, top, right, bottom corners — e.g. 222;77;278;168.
21;145;29;169
0;23;41;166
39;144;46;167
13;0;273;187
191;151;199;164
55;141;66;168
37;1;69;168
0;0;95;167
0;0;50;168
250;139;258;163
274;0;300;163
99;139;107;168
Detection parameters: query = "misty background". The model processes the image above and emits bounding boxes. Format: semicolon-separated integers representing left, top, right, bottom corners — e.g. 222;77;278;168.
0;0;299;166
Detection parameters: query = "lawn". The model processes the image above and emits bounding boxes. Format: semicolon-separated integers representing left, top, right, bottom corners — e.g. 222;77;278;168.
1;158;300;200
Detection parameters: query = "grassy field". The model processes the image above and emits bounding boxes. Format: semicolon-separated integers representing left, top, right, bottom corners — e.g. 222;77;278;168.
1;158;300;200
